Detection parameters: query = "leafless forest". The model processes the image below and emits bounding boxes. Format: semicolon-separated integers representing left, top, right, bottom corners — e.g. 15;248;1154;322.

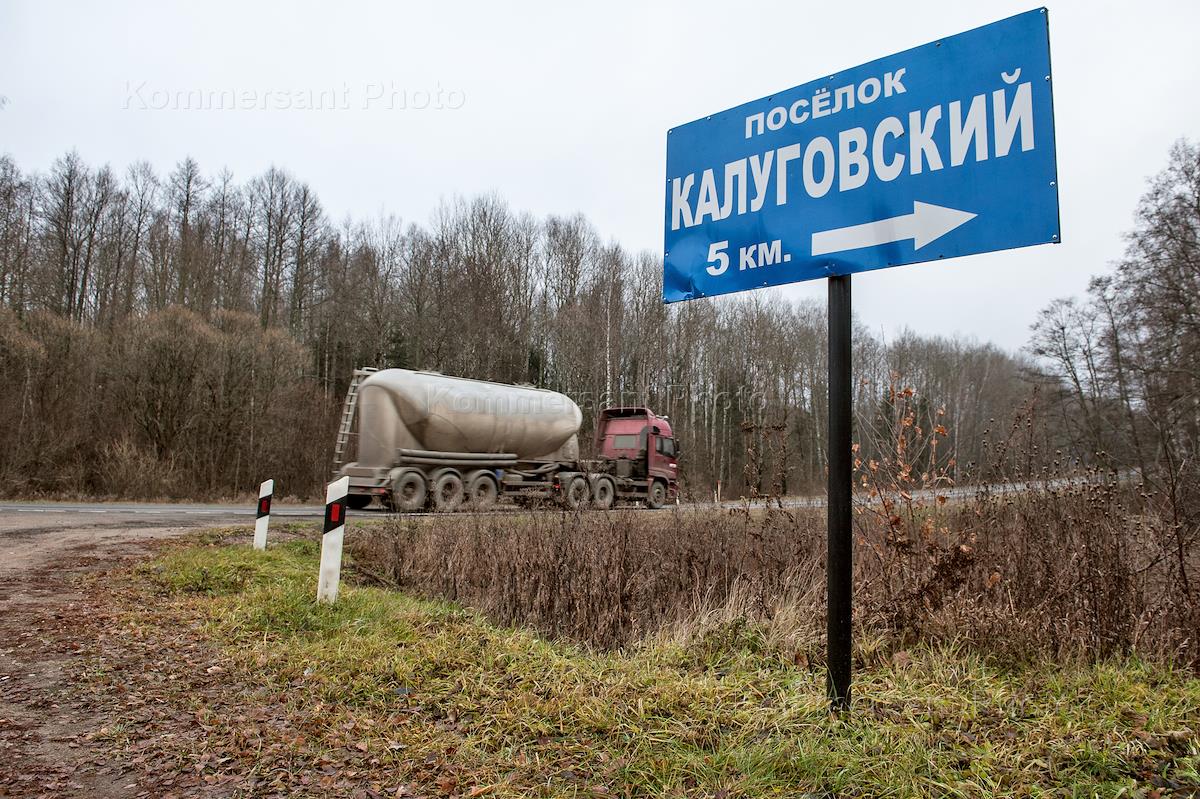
0;142;1196;510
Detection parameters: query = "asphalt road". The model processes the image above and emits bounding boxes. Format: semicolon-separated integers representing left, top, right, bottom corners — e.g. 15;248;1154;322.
0;476;1101;525
0;501;328;524
0;479;1070;523
0;500;667;525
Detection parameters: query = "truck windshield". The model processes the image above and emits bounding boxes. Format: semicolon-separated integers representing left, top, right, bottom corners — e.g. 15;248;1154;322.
611;434;640;450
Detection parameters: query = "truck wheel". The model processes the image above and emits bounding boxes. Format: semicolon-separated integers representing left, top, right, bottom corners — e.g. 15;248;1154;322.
432;471;465;512
592;478;615;510
347;494;373;510
563;475;590;510
388;470;427;512
466;470;499;509
647;480;667;509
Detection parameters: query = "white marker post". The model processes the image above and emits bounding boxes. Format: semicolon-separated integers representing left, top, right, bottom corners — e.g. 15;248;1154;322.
317;476;350;604
253;479;274;551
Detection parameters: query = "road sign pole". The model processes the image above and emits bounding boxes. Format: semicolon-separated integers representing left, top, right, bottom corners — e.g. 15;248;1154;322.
827;274;853;711
663;7;1060;709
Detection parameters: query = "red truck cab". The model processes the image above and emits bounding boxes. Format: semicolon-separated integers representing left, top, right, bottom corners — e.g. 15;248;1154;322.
594;407;678;505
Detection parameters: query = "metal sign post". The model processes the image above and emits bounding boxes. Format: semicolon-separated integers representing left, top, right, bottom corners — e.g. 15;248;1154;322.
826;275;853;709
662;9;1060;710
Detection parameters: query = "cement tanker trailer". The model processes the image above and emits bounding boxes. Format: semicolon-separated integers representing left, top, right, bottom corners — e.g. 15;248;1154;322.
335;369;679;511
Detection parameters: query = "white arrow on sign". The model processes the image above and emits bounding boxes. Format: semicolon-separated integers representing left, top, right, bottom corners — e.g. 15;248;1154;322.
810;201;977;257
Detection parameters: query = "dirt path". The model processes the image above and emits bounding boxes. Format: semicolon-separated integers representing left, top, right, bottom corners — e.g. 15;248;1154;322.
0;515;234;797
0;514;203;574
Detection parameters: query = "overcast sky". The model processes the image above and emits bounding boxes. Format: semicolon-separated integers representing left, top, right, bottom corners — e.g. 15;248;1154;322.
2;0;1197;351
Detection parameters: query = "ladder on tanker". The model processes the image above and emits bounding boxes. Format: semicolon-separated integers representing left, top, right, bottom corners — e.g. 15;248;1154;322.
331;367;378;478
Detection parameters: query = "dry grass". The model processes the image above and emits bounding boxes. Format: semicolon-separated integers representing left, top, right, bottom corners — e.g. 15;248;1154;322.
345;476;1198;667
349;507;823;651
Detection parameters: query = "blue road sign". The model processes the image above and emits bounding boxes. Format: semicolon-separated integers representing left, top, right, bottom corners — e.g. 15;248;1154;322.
663;8;1059;303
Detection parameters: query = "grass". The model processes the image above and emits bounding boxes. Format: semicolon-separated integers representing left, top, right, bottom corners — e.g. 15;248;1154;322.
105;535;1200;798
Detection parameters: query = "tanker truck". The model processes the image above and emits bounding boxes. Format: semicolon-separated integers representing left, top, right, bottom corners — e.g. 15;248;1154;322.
334;368;679;512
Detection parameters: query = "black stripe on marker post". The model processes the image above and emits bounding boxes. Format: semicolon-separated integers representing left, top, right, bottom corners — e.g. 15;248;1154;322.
323;494;347;534
257;493;272;519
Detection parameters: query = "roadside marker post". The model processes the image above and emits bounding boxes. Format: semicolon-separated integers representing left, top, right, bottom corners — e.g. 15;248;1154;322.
253;479;274;551
317;476;350;604
662;10;1060;710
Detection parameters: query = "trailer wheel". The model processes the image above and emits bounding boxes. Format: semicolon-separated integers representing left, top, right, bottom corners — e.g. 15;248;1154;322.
466;470;499;509
563;475;590;510
432;471;465;512
388;470;427;512
646;479;667;509
592;477;615;510
347;494;373;510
